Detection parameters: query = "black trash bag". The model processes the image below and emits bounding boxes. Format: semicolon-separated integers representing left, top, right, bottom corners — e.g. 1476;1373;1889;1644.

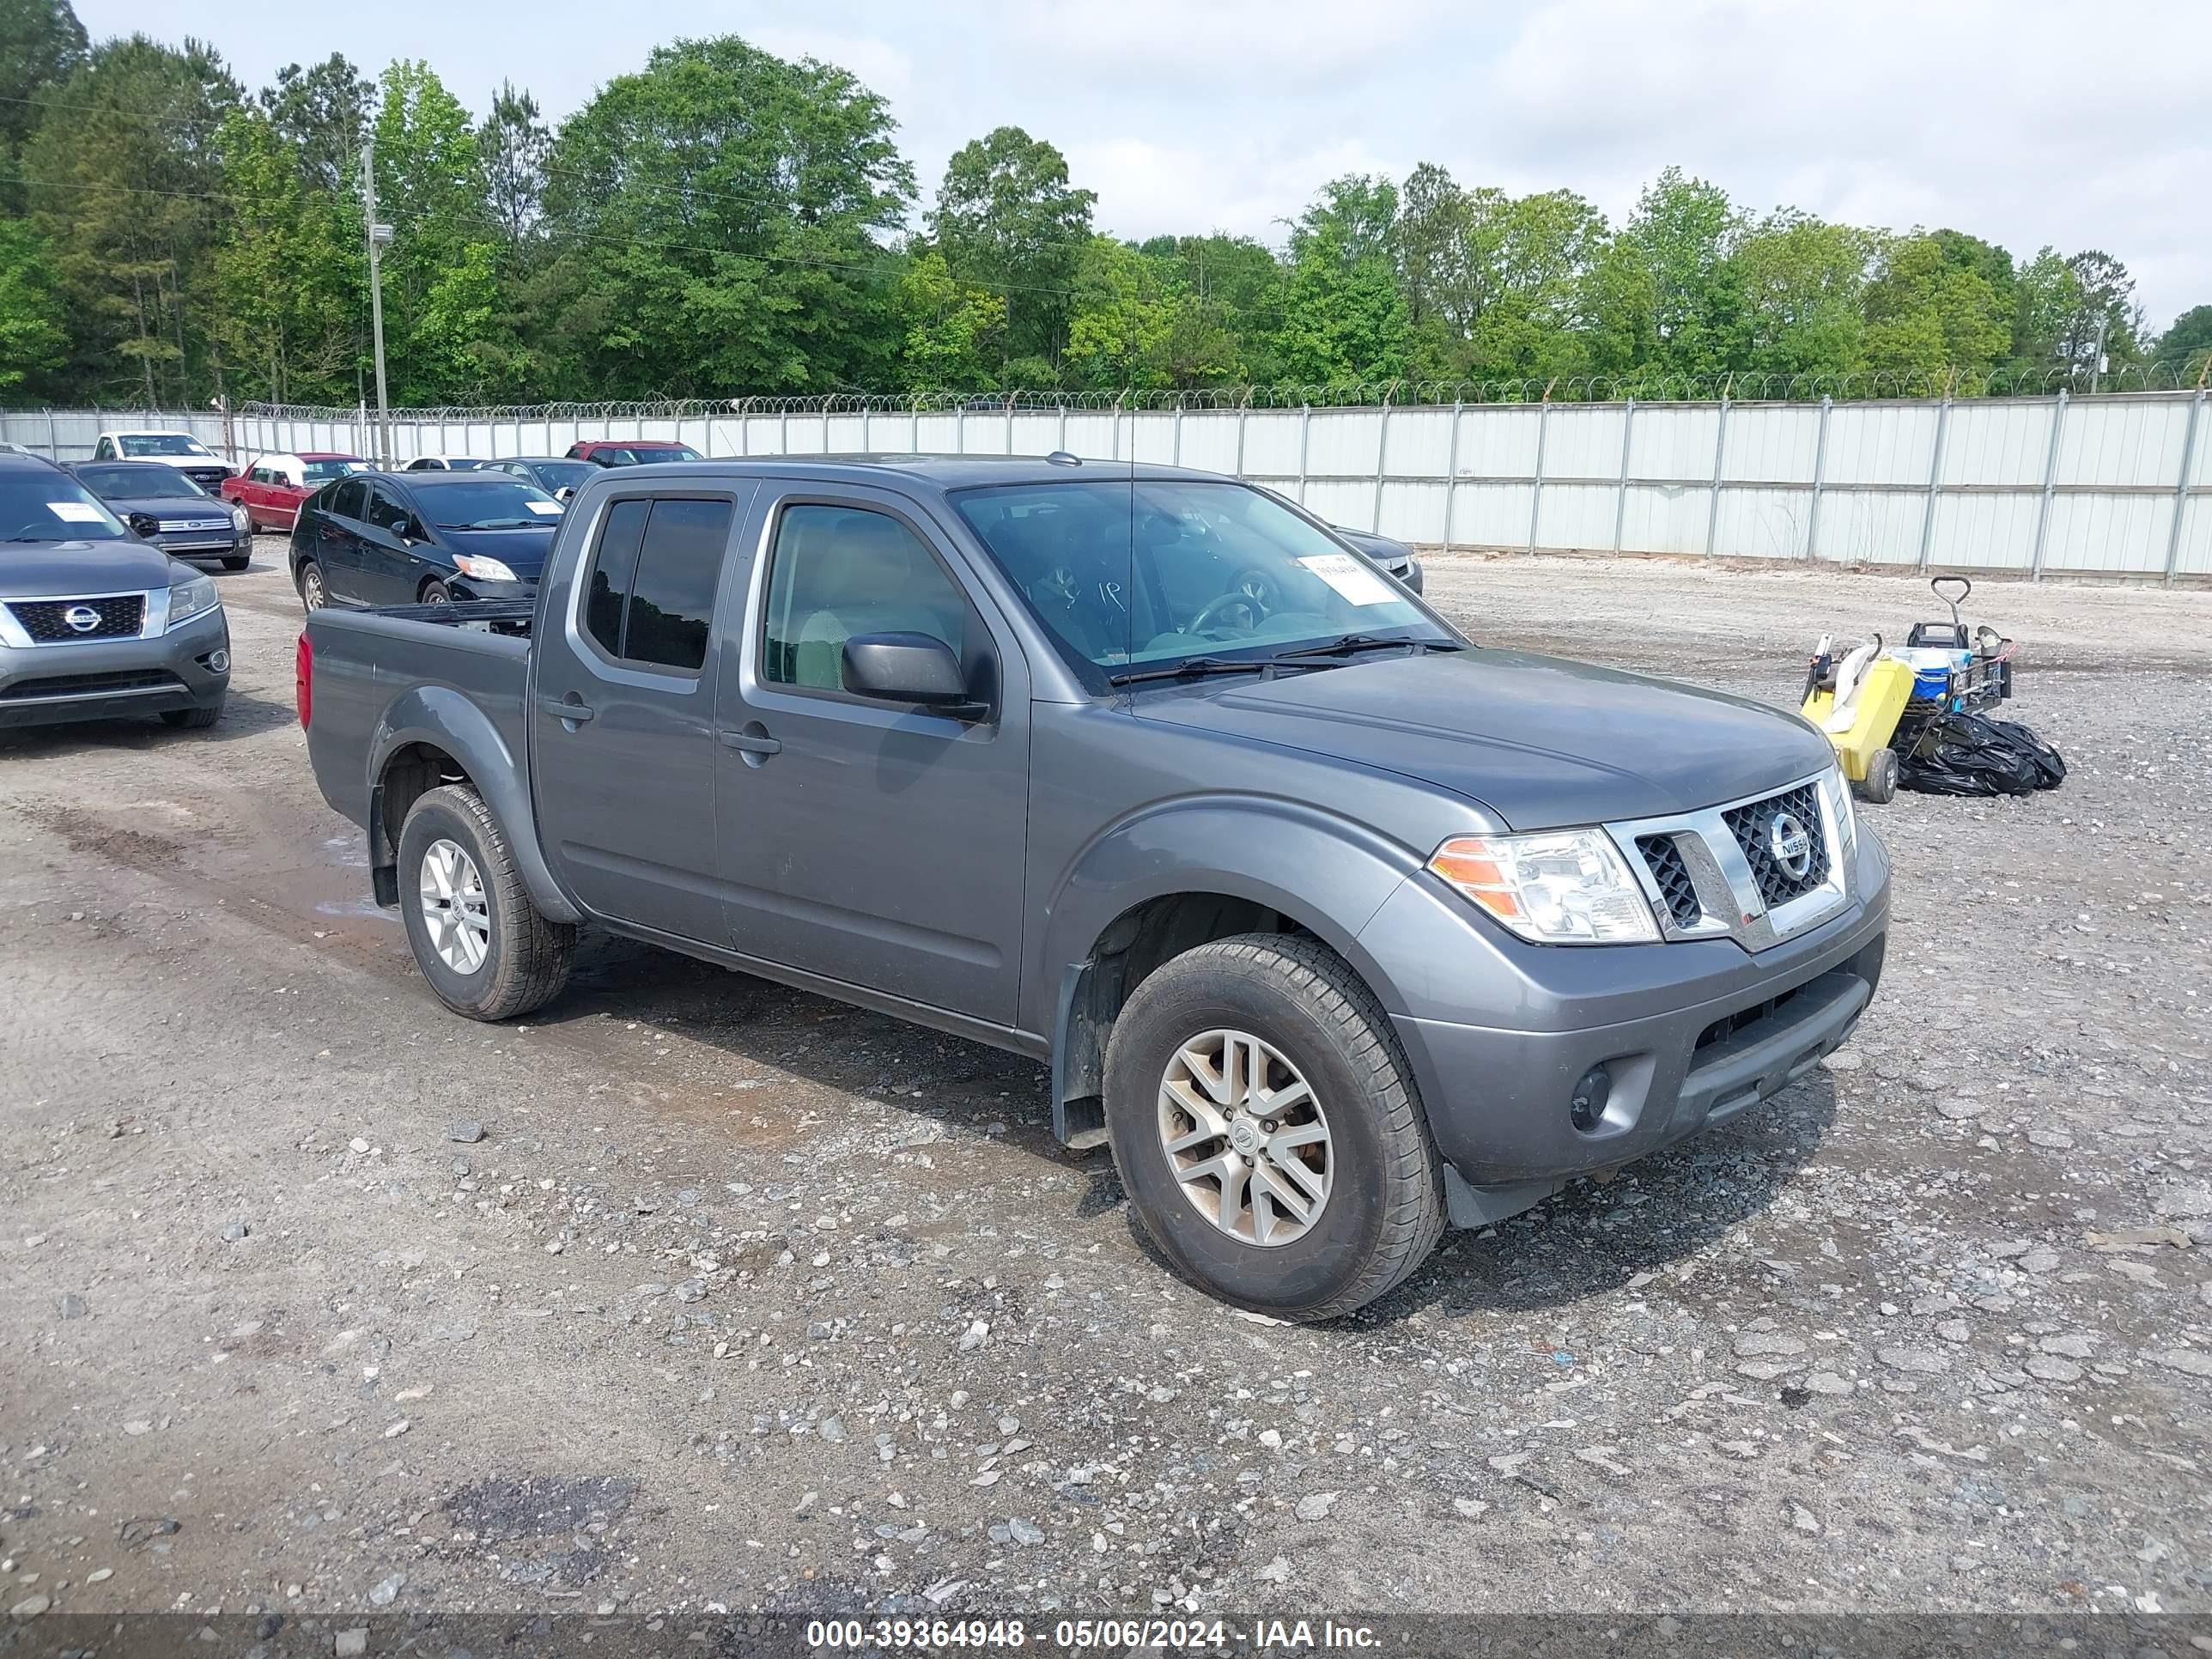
1897;711;2063;798
1983;716;2066;789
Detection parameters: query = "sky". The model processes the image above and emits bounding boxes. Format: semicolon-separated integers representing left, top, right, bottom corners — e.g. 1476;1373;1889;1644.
76;0;2212;334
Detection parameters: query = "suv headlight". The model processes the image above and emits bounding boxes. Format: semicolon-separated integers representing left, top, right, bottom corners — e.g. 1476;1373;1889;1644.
166;573;221;629
1429;830;1659;945
451;554;519;583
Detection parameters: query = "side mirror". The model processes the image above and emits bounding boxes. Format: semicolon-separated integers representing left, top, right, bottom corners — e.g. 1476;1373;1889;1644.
841;632;981;714
391;517;416;541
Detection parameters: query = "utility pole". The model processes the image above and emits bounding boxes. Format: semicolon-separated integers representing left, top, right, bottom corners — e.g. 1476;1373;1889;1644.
362;138;393;465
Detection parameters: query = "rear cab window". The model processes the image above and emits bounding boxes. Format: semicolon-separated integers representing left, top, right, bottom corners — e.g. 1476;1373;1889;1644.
578;495;736;675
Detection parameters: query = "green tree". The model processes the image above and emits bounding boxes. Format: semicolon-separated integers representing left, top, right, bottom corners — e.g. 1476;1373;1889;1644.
1620;167;1741;376
1727;210;1868;376
929;126;1092;373
1139;233;1285;382
1861;231;2010;380
205;107;362;403
2057;249;2144;375
0;216;67;389
21;33;240;405
478;80;549;246
1064;236;1175;389
259;53;374;190
532;34;913;398
2150;305;2212;381
0;0;87;160
1272;181;1408;384
896;249;1005;390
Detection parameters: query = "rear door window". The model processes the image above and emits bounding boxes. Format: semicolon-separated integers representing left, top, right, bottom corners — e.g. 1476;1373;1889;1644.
580;496;732;673
327;478;368;520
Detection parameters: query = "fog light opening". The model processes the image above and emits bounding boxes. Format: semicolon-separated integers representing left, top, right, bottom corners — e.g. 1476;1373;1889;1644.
204;648;230;672
1569;1064;1612;1133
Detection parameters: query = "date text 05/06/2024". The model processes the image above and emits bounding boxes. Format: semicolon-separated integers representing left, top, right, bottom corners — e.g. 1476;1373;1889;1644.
804;1616;1381;1650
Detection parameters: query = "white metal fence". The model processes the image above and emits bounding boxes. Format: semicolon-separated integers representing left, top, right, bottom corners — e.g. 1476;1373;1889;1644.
9;389;2208;581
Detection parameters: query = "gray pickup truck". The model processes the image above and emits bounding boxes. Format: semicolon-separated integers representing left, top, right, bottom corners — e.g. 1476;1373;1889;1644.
301;455;1888;1319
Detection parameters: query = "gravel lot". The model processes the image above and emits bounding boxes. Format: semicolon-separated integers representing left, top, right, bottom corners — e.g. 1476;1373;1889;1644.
3;541;2209;1626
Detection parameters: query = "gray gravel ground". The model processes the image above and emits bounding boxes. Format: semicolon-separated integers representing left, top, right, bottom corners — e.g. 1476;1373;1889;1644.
2;542;2209;1623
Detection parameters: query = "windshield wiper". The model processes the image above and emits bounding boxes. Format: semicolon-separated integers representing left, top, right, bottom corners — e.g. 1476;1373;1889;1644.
443;518;540;530
1107;656;1272;687
1269;633;1465;664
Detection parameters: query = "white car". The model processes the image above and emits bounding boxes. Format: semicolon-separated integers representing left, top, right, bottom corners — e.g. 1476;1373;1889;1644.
403;455;489;471
90;430;232;493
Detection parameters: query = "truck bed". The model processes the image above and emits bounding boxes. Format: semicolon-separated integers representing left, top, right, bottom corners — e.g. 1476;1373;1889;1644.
301;599;538;836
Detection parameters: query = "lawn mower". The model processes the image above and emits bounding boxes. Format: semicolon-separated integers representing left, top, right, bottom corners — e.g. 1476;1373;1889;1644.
1800;577;2021;802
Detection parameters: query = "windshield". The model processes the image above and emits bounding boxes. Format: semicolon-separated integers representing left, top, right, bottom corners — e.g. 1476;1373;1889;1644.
954;479;1447;684
80;463;204;499
422;478;563;529
0;472;131;541
530;460;596;490
598;444;702;465
118;434;213;458
302;459;368;484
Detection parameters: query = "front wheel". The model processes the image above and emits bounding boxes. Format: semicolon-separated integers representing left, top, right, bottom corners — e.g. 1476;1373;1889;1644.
1103;933;1445;1321
397;784;574;1020
222;554;249;571
420;579;453;605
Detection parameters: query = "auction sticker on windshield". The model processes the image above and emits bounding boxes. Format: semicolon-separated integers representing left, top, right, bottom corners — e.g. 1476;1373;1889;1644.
524;501;562;514
48;501;105;523
1299;552;1397;605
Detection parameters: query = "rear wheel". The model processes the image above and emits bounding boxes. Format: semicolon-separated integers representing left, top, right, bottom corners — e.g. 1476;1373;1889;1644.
1103;933;1445;1321
1860;746;1899;804
297;560;327;611
397;784;573;1021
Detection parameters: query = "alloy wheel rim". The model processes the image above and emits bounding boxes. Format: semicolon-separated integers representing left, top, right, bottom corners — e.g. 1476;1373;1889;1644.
1157;1029;1331;1246
301;568;324;609
418;837;490;974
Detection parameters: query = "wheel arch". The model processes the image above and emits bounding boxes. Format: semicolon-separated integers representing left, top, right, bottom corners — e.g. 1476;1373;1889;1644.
1039;800;1419;1149
366;686;580;923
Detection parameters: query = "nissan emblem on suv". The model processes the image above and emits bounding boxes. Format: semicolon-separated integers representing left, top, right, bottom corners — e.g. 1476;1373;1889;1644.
1769;811;1814;879
64;605;102;634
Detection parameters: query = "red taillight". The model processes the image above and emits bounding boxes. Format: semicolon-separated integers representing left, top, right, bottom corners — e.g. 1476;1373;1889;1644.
295;631;313;729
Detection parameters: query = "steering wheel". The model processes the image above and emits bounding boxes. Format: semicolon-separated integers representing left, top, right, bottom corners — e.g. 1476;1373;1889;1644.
1187;568;1279;635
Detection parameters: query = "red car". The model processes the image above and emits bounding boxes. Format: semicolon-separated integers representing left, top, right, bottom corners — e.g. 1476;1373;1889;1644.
223;452;372;532
565;438;704;467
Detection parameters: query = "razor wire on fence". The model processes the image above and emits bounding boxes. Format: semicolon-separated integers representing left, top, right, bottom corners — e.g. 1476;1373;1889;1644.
6;366;2209;582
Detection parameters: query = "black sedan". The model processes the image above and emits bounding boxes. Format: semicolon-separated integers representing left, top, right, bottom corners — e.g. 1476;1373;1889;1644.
70;461;251;570
482;456;599;499
289;471;565;611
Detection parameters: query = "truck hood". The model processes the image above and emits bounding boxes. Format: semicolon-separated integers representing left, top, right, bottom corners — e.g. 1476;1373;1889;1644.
1130;647;1833;830
0;539;185;598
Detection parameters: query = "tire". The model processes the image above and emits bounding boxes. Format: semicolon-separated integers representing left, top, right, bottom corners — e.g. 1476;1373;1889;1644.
222;554;249;571
421;579;453;605
1860;747;1898;804
1103;933;1446;1322
161;702;222;730
397;784;574;1021
297;560;327;611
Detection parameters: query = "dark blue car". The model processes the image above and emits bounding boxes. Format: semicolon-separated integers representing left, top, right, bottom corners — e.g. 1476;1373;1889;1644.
289;471;565;611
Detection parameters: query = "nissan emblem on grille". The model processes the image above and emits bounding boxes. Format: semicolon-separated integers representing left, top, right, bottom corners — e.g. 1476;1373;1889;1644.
1768;811;1814;880
64;605;101;634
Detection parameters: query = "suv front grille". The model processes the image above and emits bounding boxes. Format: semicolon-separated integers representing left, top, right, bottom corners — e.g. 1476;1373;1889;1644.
1637;834;1702;928
2;669;180;701
7;595;145;642
1722;783;1830;910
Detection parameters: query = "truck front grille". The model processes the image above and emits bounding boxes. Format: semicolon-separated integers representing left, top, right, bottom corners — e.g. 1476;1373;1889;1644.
7;595;145;642
1636;834;1702;929
1722;783;1831;910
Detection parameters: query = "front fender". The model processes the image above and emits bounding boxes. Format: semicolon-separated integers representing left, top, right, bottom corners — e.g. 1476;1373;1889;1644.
1034;798;1427;1134
366;684;581;925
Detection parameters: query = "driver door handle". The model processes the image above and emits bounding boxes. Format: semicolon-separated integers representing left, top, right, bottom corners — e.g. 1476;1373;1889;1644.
717;729;780;756
538;696;595;723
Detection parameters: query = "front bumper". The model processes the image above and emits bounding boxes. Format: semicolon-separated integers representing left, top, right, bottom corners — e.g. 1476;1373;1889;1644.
0;605;230;729
149;530;242;561
1364;824;1890;1221
447;574;538;604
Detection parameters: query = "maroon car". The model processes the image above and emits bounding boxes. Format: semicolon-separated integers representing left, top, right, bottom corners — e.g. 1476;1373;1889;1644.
565;439;704;467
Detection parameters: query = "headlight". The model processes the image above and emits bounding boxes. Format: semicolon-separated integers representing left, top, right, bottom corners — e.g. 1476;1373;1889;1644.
451;554;519;583
1429;830;1660;945
231;502;250;536
1826;763;1857;862
166;573;221;629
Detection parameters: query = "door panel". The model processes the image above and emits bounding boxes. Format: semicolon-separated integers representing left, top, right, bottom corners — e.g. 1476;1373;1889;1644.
315;480;369;603
714;489;1030;1027
530;486;754;940
361;483;428;604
